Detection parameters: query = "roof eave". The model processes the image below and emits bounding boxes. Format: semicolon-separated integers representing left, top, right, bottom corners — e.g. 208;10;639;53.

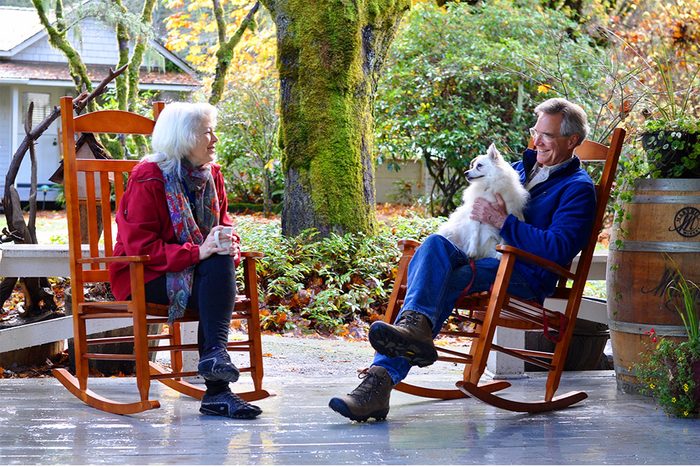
147;39;199;80
0;78;199;91
1;29;49;57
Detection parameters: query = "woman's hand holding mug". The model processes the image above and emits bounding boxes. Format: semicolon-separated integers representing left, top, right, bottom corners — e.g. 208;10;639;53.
200;226;241;263
214;226;241;265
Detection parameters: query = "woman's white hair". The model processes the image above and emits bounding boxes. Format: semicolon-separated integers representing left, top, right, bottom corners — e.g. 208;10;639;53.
144;102;218;175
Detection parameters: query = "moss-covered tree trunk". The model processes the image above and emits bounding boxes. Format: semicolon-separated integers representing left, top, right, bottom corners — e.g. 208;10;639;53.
261;0;410;237
127;0;157;155
127;0;157;112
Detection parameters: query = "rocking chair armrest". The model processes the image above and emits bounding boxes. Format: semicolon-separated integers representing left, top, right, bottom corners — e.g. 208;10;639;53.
240;251;264;259
496;245;575;280
398;239;421;255
77;255;151;264
398;239;421;249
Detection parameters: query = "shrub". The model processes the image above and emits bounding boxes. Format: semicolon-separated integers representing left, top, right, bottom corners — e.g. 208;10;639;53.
236;215;443;335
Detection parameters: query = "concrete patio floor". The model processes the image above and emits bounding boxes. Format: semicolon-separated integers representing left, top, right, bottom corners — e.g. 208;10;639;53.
0;335;698;465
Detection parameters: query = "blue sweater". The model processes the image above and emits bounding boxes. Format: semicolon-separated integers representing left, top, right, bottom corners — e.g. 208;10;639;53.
500;149;597;301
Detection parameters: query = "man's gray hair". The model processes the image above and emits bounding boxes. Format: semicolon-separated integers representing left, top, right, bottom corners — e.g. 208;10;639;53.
534;98;589;146
144;102;218;175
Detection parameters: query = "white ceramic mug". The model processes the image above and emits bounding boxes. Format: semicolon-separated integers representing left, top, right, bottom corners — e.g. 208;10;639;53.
214;226;234;254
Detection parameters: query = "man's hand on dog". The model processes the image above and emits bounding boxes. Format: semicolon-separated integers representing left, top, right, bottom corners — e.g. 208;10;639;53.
470;193;508;229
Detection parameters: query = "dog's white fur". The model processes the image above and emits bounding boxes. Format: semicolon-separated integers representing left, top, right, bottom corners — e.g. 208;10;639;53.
437;144;529;259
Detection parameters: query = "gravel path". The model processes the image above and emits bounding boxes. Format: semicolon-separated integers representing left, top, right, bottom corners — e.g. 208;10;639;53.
259;334;376;376
256;333;470;380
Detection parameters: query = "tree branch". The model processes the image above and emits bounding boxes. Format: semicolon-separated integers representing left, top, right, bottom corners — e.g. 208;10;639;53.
209;1;260;105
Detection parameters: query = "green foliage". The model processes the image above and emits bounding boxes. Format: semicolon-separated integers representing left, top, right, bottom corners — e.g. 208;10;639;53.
375;0;596;216
76;0;154;39
235;214;443;335
98;88;160;118
640;122;700;178
636;336;700;418
95;88;160;159
664;257;700;342
216;78;284;214
635;260;700;418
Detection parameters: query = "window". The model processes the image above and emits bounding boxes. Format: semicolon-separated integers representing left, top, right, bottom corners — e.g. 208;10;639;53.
22;92;52;128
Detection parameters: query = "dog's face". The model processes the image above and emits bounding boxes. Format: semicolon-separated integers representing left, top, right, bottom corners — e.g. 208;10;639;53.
465;143;505;183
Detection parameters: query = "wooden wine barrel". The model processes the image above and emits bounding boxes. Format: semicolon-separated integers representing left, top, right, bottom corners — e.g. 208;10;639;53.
607;179;700;393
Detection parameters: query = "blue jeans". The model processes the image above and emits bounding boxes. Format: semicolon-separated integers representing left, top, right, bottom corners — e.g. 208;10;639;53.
372;234;539;384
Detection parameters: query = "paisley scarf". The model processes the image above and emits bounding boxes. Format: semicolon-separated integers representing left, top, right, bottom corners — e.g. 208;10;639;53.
162;159;219;321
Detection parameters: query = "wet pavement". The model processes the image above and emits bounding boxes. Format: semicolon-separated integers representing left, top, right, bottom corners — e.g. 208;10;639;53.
0;335;698;465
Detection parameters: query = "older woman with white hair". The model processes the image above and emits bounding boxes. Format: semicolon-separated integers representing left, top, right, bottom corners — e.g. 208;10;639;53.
109;102;262;420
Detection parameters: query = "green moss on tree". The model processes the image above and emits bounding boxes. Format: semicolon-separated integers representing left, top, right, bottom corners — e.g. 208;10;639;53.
127;0;157;155
113;0;130;112
262;0;410;237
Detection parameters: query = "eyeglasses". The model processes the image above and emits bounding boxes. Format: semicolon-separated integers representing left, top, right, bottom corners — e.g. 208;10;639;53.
529;127;561;143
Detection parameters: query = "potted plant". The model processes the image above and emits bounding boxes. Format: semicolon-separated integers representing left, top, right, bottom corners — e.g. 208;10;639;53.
634;259;700;418
636;52;700;179
640;118;700;179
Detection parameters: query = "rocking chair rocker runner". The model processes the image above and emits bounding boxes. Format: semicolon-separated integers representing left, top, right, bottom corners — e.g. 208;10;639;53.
384;127;625;412
52;96;270;415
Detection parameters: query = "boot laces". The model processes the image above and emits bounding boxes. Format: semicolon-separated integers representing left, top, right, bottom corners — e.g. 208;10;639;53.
399;311;422;328
349;368;384;403
228;392;257;411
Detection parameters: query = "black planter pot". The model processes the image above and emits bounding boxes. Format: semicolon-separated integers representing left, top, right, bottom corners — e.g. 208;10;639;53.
525;317;611;371
641;130;700;178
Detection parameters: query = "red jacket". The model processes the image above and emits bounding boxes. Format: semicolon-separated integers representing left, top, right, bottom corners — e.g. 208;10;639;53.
108;161;232;301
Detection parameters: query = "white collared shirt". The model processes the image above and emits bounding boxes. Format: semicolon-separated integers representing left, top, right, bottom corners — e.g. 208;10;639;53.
525;158;573;190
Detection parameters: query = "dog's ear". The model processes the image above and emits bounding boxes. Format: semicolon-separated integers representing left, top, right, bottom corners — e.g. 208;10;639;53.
487;143;501;161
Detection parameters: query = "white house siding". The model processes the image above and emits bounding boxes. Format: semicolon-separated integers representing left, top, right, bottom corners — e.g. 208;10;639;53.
0;85;71;203
14;19;162;68
0;87;11;188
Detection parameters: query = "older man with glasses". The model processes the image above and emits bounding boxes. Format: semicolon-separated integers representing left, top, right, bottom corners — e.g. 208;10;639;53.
328;97;597;422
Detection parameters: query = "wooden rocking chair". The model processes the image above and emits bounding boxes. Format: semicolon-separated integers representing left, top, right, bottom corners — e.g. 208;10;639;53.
52;96;270;415
384;127;625;412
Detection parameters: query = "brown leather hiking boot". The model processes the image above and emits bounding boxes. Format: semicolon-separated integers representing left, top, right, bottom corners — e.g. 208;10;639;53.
328;366;394;422
368;310;438;367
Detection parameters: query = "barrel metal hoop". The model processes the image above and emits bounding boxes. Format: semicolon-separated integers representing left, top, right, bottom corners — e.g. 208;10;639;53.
634;179;700;191
609;241;700;252
631;195;700;204
608;320;689;337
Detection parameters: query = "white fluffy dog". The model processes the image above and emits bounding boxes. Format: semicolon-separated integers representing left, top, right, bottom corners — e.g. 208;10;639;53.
437;144;529;259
